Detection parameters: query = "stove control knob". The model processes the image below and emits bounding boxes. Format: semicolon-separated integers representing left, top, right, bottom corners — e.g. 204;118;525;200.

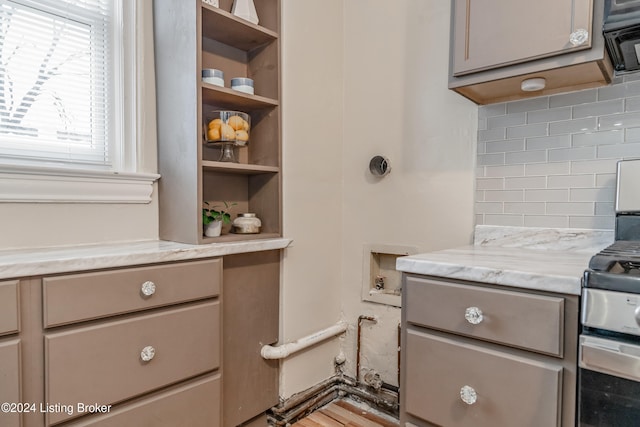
634;306;640;326
465;307;484;325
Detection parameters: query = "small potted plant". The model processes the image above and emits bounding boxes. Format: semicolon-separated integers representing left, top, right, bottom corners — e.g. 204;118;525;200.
203;201;236;237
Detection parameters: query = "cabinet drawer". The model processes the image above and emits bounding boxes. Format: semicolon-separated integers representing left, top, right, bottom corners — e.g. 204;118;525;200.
62;375;220;427
43;259;221;327
0;339;21;427
405;329;562;427
0;280;19;336
406;276;564;356
45;301;220;425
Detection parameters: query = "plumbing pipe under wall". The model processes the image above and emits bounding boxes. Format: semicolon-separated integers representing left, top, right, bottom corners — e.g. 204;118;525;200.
397;322;401;387
261;321;348;360
356;315;377;384
269;374;399;426
356;315;401;393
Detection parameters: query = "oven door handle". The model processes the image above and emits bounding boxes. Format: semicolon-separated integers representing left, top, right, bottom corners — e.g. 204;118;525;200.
580;335;640;382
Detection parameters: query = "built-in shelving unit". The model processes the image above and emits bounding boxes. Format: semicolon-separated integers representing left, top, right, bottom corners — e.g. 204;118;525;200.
154;0;281;244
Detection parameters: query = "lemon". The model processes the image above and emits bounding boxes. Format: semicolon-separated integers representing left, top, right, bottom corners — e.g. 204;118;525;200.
208;118;223;130
235;129;249;142
220;123;235;140
228;115;245;131
207;127;221;141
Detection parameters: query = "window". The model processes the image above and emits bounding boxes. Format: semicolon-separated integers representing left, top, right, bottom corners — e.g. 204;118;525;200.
0;0;159;203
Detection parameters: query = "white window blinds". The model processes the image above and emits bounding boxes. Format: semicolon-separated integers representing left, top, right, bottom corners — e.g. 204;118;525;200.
0;0;113;169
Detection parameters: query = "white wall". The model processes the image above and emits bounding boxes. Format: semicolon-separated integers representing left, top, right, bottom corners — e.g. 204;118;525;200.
280;0;345;397
281;0;477;398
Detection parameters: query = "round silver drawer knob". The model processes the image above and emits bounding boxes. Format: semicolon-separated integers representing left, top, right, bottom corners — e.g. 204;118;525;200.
569;29;589;46
140;346;156;362
140;281;156;297
460;385;477;405
465;306;483;325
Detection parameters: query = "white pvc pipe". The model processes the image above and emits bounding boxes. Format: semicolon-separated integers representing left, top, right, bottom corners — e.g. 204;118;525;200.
261;321;348;360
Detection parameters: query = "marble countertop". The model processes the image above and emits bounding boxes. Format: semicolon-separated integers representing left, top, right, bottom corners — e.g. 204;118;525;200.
396;245;592;295
396;226;613;295
0;238;292;280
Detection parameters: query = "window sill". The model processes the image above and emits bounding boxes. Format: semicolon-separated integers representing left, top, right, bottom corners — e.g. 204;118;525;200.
0;165;160;203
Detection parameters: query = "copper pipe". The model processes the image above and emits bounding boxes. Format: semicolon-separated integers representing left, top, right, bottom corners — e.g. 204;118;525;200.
356;315;377;383
397;322;401;394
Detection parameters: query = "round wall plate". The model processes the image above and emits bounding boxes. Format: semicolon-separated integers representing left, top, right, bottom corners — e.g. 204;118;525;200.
369;155;391;177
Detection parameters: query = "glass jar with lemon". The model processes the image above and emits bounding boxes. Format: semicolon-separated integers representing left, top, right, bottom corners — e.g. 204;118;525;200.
204;110;250;162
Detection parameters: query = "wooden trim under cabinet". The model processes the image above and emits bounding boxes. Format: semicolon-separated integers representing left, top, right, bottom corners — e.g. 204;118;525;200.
452;60;612;105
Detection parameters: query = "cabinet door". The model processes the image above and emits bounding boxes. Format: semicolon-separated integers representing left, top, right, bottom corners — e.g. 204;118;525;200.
452;0;593;76
222;251;279;427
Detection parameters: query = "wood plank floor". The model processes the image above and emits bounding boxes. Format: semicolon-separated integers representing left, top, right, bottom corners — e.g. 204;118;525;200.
292;400;399;427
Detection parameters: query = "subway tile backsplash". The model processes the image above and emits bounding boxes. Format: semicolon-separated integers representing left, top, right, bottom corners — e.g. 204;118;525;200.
476;77;640;230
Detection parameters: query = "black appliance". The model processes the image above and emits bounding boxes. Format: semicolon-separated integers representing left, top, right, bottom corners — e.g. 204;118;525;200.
603;0;640;71
579;158;640;426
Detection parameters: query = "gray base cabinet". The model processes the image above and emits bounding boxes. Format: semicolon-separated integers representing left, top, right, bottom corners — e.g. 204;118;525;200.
41;259;222;427
0;280;20;427
0;253;281;427
400;274;578;427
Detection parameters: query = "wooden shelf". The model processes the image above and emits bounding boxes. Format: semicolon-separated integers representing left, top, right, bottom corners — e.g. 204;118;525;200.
202;84;279;110
201;4;278;51
202;160;279;174
201;232;281;244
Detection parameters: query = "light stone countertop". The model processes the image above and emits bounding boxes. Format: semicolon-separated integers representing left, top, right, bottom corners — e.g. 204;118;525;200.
396;226;614;295
0;238;292;280
396;245;592;295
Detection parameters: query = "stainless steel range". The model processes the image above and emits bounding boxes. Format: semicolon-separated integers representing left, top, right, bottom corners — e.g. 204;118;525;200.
579;158;640;427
